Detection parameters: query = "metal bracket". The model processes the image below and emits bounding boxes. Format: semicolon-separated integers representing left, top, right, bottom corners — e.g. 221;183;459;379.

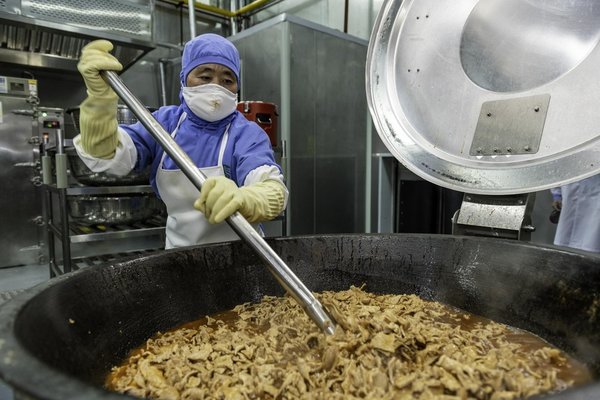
470;94;550;156
452;193;536;240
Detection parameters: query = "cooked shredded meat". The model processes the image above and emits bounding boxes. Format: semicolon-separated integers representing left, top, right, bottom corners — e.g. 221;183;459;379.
107;286;584;399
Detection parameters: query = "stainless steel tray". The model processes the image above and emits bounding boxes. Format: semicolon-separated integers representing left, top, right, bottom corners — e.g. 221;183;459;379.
67;194;166;226
367;0;600;194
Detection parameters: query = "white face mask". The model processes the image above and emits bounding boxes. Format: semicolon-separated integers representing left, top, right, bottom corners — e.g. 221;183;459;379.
182;83;238;122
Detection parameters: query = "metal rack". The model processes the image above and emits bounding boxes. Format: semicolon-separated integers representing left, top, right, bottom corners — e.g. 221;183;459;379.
43;185;166;276
40;114;165;277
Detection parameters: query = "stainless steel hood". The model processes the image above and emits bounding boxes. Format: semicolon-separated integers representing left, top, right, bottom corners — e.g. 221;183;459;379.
0;0;156;72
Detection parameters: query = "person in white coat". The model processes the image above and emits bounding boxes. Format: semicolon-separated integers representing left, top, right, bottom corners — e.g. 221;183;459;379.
74;34;288;248
550;174;600;253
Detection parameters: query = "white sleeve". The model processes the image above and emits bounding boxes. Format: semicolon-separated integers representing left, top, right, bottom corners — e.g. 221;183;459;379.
244;165;289;206
72;127;138;177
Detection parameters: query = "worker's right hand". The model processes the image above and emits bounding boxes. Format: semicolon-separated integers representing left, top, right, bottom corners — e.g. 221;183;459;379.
77;40;122;159
77;40;123;98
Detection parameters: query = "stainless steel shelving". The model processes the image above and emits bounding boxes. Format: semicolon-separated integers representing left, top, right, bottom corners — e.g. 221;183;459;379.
65;185;155;195
42;136;165;277
44;180;166;276
69;220;166;244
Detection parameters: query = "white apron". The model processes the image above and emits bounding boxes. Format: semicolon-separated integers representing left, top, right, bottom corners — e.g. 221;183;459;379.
156;113;258;249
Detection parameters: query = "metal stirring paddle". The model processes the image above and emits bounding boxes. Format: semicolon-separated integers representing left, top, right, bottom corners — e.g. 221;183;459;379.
101;70;336;335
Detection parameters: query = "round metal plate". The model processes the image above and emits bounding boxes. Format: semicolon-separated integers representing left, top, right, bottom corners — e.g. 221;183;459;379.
367;0;600;194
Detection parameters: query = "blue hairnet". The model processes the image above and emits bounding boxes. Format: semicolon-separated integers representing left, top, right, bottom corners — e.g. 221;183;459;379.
179;33;240;86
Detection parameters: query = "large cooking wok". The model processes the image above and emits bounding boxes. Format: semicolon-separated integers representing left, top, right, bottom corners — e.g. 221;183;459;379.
0;234;599;399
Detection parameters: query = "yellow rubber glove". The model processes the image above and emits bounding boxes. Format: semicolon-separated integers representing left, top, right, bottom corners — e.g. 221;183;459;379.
194;176;286;224
77;40;123;159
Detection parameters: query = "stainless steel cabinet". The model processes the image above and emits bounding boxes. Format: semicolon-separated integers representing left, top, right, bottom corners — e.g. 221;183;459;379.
0;76;44;268
230;15;370;235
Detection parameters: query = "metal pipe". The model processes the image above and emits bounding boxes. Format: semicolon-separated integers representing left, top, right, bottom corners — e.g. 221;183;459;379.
178;0;235;18
58;188;71;274
235;0;272;15
188;0;197;39
44;184;56;278
230;0;238;35
158;59;168;106
236;0;285;18
280;22;292;234
365;111;372;233
52;127;71;273
343;0;349;33
174;0;274;18
101;70;336;336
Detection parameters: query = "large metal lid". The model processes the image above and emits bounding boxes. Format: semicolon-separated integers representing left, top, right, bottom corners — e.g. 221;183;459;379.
367;0;600;194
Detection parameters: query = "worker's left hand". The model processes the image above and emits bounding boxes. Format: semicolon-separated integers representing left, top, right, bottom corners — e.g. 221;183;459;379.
194;176;286;224
77;40;123;98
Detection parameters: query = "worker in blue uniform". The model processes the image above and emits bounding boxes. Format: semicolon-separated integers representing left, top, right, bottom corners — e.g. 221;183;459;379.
550;174;600;253
74;33;288;248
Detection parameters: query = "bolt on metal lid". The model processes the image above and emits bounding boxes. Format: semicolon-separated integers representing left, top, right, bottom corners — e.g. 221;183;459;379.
367;0;600;194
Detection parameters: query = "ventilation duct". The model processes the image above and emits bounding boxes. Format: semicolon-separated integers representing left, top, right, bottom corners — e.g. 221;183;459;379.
0;0;155;72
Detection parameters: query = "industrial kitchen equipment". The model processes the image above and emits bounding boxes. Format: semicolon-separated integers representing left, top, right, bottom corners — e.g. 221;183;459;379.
0;75;44;268
230;15;370;235
366;0;600;239
236;101;279;148
2;3;600;399
41;112;166;276
0;0;154;72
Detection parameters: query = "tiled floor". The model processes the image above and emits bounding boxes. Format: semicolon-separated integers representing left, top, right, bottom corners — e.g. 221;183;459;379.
0;264;50;400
